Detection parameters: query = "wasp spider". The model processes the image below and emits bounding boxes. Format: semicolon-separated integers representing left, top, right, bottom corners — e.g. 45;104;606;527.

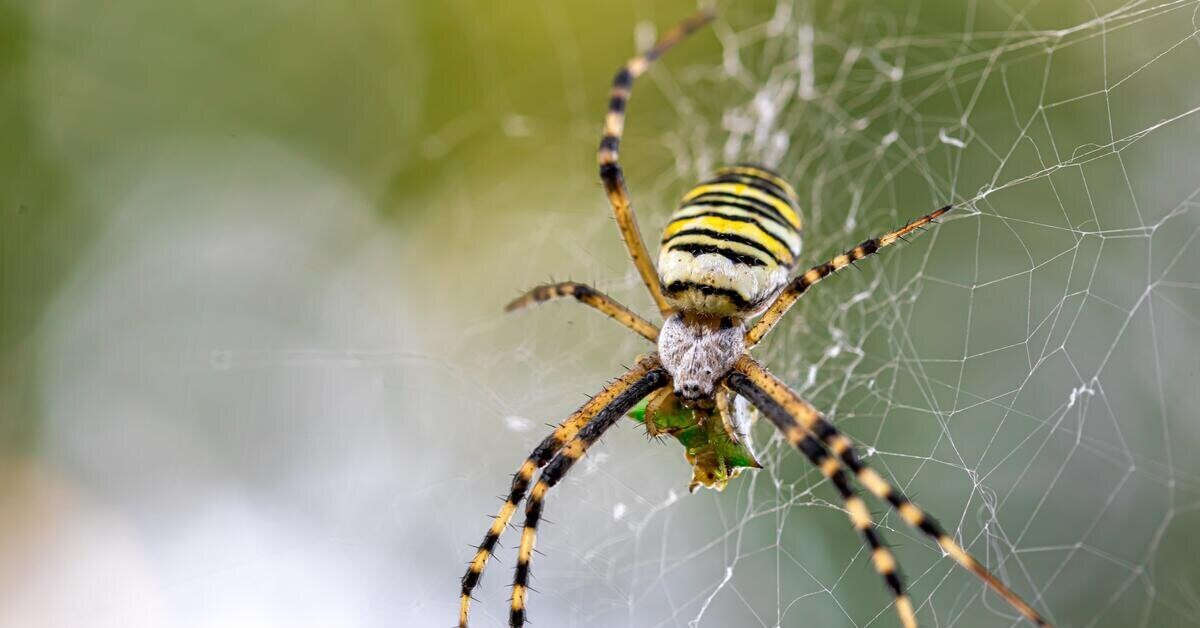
459;9;1052;628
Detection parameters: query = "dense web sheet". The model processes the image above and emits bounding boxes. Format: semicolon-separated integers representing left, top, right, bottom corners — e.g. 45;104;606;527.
460;2;1200;627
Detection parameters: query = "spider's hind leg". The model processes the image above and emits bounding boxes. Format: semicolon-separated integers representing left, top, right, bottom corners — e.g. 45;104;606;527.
730;356;1054;628
728;371;917;627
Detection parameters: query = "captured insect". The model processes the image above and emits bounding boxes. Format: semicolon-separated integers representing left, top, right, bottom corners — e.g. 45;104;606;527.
459;9;1052;628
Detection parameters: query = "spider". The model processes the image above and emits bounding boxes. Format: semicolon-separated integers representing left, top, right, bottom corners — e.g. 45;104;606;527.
459;9;1052;628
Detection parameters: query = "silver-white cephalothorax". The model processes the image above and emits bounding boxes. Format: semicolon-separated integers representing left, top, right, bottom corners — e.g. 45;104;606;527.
657;313;746;399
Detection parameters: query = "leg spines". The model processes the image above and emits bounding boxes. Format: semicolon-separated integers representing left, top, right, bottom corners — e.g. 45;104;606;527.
509;582;528;627
459;458;540;624
505;282;578;312
458;596;471;628
460;359;663;628
507;368;668;627
850;239;879;260
510;484;546;625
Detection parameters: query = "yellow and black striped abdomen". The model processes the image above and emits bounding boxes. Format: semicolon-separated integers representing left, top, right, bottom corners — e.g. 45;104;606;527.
658;165;803;316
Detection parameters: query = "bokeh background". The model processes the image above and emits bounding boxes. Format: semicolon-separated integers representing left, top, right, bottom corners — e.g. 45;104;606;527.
2;1;1199;627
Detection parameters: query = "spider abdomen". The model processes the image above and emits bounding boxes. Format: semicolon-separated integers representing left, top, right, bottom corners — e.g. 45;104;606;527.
658;165;804;316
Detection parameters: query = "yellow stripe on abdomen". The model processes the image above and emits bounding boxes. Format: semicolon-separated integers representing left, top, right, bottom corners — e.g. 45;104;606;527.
658;164;804;316
681;183;802;230
662;215;796;265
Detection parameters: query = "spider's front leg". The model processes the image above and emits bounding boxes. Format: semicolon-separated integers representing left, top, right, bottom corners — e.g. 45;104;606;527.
745;205;951;347
505;281;659;342
596;8;714;320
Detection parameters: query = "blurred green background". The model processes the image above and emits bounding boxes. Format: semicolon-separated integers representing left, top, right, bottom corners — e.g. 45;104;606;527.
2;1;1199;627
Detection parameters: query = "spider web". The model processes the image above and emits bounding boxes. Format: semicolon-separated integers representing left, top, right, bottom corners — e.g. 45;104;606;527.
15;1;1199;627
452;2;1200;627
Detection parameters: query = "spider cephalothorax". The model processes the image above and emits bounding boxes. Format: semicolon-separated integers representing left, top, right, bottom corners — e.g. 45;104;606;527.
657;312;744;399
458;9;1053;628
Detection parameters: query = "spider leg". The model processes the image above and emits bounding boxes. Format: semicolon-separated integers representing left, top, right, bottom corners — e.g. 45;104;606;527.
726;372;917;628
510;364;670;627
598;8;715;320
745;205;951;347
459;355;665;628
715;386;744;444
731;356;1054;627
641;386;676;438
505;281;659;342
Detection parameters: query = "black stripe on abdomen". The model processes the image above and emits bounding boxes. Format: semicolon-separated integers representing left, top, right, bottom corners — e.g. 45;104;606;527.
682;193;795;233
665;242;767;267
705;173;796;209
666;212;797;257
662;228;785;266
664;281;752;310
